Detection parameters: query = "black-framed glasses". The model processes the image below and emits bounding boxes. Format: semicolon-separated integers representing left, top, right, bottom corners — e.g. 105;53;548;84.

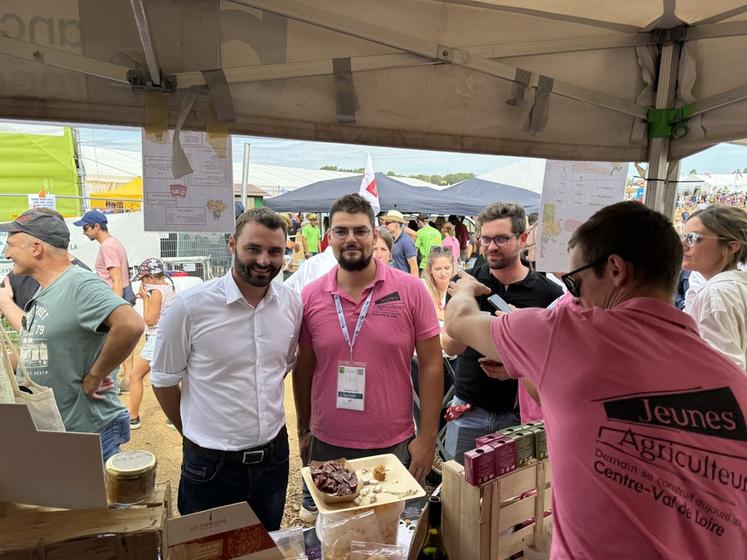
478;234;519;247
680;231;727;247
330;226;372;240
561;258;608;297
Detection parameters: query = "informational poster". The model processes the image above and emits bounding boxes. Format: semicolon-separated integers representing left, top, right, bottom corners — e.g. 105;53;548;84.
28;194;57;210
142;130;234;232
536;160;627;273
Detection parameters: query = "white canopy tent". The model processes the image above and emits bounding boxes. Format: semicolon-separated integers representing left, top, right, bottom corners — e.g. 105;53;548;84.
3;1;747;216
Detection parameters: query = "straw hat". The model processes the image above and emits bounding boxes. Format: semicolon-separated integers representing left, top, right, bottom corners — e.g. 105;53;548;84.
383;210;406;224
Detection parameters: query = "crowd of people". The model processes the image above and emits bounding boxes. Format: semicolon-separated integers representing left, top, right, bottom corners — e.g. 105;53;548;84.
1;195;746;557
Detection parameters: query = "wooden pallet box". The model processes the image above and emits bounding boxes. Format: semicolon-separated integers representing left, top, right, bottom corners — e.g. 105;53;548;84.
0;482;171;560
441;459;552;560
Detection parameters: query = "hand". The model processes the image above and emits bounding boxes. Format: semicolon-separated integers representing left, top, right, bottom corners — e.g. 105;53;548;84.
138;284;148;299
299;432;312;466
305;252;311;259
82;374;115;400
0;277;14;305
407;434;436;484
448;270;490;298
479;360;511;380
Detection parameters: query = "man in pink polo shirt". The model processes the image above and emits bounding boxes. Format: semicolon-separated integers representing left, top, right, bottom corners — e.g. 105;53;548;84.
293;194;443;521
445;201;747;559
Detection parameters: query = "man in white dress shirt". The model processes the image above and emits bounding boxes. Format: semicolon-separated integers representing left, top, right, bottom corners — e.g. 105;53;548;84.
151;208;302;530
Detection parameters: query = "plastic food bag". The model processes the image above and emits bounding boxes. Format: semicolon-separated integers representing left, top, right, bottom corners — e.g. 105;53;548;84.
322;511;383;560
351;541;404;559
269;526;306;558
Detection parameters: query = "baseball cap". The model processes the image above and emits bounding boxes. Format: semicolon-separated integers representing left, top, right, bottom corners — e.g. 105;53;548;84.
131;258;166;281
73;210;108;227
417;213;430;221
383;210;406;224
0;209;70;249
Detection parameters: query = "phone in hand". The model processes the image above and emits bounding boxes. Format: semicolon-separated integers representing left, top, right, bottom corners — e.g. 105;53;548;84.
487;293;512;313
478;357;504;368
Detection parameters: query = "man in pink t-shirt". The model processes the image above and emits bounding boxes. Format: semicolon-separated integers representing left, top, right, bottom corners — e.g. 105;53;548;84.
445;201;747;559
74;210;133;302
294;194;443;521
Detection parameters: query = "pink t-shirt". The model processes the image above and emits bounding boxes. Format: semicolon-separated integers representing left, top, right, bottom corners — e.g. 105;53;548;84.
491;298;747;559
441;236;460;268
299;261;441;448
95;236;130;290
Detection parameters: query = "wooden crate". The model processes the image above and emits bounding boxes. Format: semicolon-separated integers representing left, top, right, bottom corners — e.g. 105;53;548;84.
0;482;170;560
441;460;552;560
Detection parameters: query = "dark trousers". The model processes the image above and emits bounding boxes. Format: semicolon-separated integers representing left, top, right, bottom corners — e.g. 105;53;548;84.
178;429;290;531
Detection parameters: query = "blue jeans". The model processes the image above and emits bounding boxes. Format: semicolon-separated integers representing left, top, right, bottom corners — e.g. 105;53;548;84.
100;410;131;462
444;396;519;465
178;432;290;531
301;435;413;509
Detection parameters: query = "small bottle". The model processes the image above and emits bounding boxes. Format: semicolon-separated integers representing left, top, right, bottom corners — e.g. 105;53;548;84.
417;495;450;559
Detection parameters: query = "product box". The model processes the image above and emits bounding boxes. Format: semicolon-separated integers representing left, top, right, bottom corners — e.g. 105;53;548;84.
510;431;535;466
486;437;517;475
499;425;522;437
475;432;503;448
529;426;548;460
464;445;496;486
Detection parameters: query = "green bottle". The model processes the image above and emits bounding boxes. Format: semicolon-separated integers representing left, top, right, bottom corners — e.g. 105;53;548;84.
416;496;450;559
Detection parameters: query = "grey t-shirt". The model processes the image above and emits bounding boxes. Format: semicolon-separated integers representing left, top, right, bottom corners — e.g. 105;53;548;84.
19;266;128;433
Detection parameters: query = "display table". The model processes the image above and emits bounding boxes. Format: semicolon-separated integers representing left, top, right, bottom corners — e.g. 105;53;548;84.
0;482;170;560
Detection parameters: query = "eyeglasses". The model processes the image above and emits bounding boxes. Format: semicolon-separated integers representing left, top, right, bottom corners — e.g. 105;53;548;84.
561;258;607;297
83;224;94;232
331;227;372;240
383;221;400;226
680;231;728;247
429;246;452;255
478;234;519;247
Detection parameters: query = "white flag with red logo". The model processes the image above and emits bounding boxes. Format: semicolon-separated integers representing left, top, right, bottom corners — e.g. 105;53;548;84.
358;154;380;215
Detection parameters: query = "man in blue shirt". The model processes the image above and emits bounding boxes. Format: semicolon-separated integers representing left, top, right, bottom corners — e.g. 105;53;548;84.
383;210;418;276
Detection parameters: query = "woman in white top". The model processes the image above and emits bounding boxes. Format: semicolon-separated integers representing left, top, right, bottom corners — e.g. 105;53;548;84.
682;206;747;370
128;258;176;428
423;246;454;323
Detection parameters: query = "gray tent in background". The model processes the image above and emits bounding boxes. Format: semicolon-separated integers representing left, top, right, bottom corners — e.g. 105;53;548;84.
265;173;468;215
443;179;541;214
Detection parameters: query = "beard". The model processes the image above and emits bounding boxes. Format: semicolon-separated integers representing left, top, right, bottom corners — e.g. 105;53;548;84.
486;250;519;270
337;243;373;271
233;251;280;287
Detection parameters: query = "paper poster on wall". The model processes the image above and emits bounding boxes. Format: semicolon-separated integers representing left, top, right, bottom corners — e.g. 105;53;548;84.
142;130;234;232
28;194;57;210
536;160;627;273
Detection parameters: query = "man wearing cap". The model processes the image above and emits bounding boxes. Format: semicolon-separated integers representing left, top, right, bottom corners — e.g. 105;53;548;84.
74;210;134;303
415;214;442;270
0;210;144;460
384;210;419;276
300;214;322;259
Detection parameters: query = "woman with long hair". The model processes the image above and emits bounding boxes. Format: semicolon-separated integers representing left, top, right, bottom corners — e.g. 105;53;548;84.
682;206;747;370
128;258;176;428
422;246;454;322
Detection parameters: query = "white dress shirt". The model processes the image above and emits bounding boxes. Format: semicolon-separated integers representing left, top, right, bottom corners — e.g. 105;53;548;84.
284;246;337;294
151;270;302;450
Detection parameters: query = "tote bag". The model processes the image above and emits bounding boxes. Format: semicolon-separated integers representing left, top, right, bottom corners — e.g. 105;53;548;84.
1;328;66;432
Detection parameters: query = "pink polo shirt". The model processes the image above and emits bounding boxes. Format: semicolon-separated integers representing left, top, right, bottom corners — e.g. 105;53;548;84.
300;260;440;448
491;298;747;559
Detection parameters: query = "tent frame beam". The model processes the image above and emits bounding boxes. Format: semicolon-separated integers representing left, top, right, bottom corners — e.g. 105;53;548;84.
645;41;681;215
230;0;648;118
128;0;162;87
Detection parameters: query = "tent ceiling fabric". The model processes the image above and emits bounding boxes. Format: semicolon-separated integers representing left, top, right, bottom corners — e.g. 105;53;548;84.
2;1;747;162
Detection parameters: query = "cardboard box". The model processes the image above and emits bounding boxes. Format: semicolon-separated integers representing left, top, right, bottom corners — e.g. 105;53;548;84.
510;431;535;466
486;437;517;475
464;445;496;486
529;426;548;460
475;432;503;447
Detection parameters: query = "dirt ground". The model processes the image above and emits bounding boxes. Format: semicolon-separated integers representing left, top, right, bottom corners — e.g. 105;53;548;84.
120;374;306;528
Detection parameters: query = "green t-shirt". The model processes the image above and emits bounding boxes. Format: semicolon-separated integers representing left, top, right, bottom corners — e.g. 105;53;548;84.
19;266;128;433
301;224;322;253
415;225;443;269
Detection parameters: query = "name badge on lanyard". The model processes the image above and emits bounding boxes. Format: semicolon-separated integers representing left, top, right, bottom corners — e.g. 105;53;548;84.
334;290;373;412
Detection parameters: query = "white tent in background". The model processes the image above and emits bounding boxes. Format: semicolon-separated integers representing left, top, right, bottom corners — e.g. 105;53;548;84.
678;172;747;193
475;159;548;194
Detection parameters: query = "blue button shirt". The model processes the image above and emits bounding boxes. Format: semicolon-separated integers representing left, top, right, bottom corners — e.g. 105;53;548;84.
391;232;417;272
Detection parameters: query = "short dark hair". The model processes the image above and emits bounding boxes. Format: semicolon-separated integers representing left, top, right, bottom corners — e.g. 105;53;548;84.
569;201;682;292
235;207;288;238
329;194;375;228
477;202;526;234
528;212;539;226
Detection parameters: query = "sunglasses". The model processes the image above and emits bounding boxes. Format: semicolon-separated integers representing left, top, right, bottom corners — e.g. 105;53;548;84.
429;246;452;255
561;258;608;297
478;234;519;247
680;231;728;247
